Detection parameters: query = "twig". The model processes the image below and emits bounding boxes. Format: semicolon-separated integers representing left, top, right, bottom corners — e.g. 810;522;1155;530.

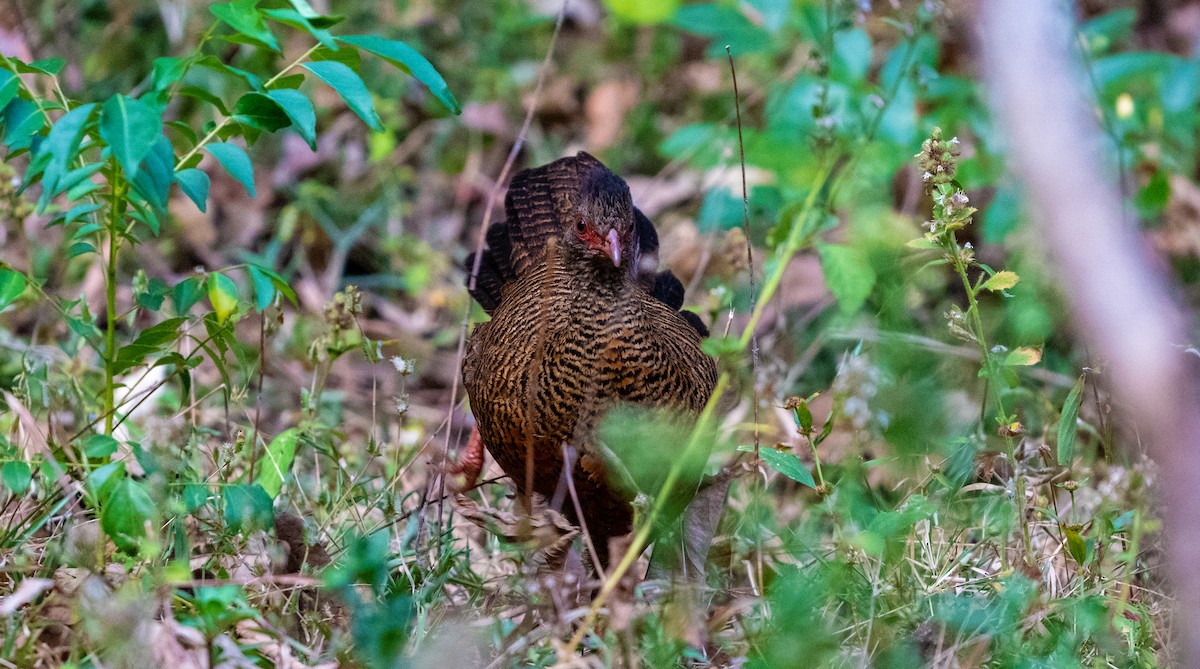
562;443;606;582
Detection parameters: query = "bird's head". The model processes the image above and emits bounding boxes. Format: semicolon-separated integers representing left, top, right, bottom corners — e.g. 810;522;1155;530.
567;166;637;271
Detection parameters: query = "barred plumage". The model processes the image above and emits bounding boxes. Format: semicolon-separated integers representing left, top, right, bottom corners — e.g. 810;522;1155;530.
463;151;717;568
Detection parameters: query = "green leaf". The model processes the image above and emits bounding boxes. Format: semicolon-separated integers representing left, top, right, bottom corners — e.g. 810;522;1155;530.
52;162;105;201
179;85;231;116
183;482;210;512
1063;525;1088;567
1;461;32;494
131;134;175;214
86;461;125;503
287;0;344;27
233;92;292;132
56;203;103;227
254;428;300;498
172;277;205;316
817;243;876;313
337;35;461;114
1003;346;1042;367
175;168;210;212
207;272;239;323
0;268;28;310
36;103;96;207
1057;376;1085;465
112;317;188;376
301;60;383;130
981;270;1020;293
598;405;715;522
151;57;189;92
205;142;256;197
266;89;317;149
2;98;45;150
194;56;265;91
223;484;274;533
99;95;163;179
603;0;679;23
262;8;337;50
741;445;816;488
211;0;280;52
102;478;159;555
0;71;20;112
21;58;65;75
82;434;120;458
68;242;95;257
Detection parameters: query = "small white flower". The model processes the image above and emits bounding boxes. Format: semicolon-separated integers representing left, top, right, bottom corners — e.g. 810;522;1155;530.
991;344;1008;354
922;171;933;182
948;136;960;146
391;356;414;376
394;394;410;415
963;242;973;250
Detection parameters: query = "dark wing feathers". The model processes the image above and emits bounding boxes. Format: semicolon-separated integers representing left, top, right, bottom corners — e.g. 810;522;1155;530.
465;151;709;334
651;271;685;311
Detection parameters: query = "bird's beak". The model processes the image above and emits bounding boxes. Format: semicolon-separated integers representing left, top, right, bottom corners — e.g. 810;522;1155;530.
606;228;621;267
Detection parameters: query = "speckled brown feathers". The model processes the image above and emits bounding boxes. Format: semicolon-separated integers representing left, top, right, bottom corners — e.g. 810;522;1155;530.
463;152;717;568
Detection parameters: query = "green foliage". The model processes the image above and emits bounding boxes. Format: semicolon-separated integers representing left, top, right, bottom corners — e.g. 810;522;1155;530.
0;0;1173;666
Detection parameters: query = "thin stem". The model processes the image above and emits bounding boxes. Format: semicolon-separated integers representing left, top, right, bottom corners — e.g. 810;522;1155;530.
103;162;124;436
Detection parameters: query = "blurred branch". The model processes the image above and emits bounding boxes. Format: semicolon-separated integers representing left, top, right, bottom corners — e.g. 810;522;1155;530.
980;2;1200;662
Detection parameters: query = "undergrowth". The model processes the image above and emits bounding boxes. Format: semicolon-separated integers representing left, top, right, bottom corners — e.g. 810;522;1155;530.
0;0;1179;667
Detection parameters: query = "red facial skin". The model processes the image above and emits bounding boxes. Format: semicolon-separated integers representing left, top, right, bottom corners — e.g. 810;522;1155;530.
576;222;623;266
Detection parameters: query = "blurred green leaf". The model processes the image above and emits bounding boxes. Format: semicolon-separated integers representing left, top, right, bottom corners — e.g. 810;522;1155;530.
604;0;680;24
598;406;713;519
102;478;158;555
0;268;28;310
82;434;119;458
222;484;273;534
1;461;32;494
817;243;876;313
254;428;300;498
1063;525;1088;566
1057;376;1085;465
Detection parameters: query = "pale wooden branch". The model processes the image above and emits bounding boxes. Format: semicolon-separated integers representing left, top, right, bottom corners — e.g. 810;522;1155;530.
980;2;1200;661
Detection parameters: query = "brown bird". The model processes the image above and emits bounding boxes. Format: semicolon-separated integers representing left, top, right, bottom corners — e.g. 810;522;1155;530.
462;151;718;569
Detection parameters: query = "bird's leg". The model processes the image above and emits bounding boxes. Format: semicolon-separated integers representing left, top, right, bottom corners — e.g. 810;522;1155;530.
445;426;485;493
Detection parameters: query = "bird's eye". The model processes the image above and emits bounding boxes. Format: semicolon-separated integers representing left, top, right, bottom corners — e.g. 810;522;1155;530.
575;218;587;234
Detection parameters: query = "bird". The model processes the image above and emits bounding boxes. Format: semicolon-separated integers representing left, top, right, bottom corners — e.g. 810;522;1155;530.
461;151;718;570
